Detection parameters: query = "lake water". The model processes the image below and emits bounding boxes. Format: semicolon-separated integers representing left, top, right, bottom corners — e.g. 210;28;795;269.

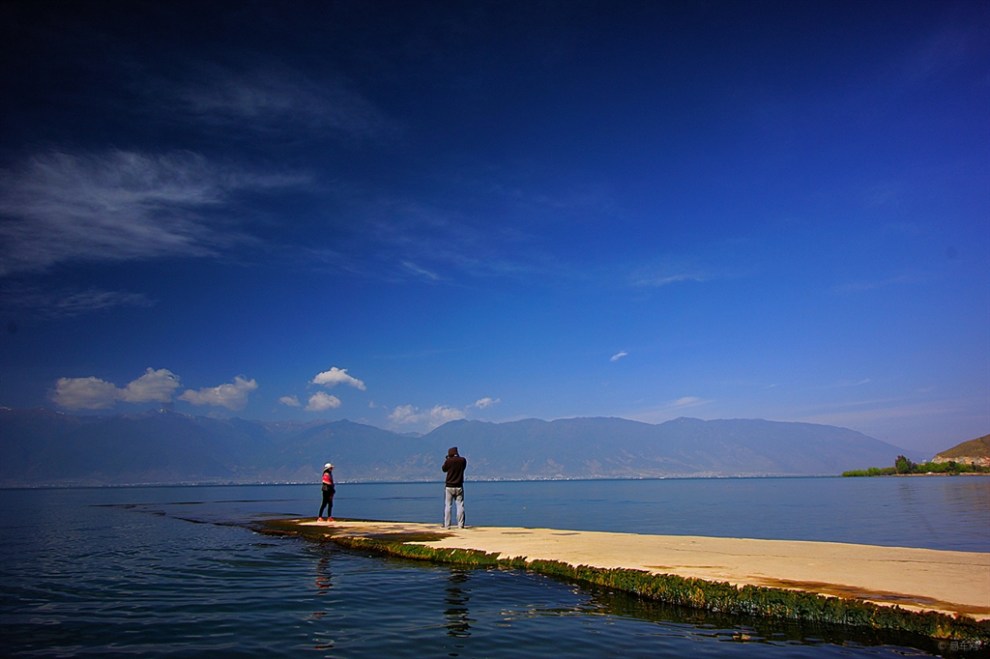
2;476;988;657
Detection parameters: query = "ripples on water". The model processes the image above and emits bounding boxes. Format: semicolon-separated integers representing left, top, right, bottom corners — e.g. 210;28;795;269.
2;479;987;657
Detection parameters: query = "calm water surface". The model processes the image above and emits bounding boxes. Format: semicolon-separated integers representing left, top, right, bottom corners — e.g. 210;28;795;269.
1;477;987;657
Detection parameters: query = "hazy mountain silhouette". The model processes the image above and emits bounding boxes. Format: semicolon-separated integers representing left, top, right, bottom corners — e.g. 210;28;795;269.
0;408;909;486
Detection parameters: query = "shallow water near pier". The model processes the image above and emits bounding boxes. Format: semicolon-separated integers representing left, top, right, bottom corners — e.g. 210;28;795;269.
2;477;987;656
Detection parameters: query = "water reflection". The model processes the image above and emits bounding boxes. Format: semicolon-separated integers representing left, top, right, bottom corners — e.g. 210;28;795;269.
310;547;335;652
941;477;990;514
896;479;939;540
315;552;332;594
895;477;990;549
444;568;472;638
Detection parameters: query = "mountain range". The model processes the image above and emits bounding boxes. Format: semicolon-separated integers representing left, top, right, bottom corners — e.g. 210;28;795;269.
0;408;914;487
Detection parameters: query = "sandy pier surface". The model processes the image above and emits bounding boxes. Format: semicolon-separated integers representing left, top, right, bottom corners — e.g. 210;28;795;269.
298;519;990;621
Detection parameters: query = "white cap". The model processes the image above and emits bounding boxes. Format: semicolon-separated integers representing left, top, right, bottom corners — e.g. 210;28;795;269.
324;462;333;470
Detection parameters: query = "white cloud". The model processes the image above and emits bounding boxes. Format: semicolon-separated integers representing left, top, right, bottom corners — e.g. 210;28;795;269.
306;392;341;412
119;368;181;403
52;368;182;410
179;376;258;410
279;395;301;407
312;367;366;390
610;351;628;362
0;149;300;276
388;404;417;425
52;376;120;410
430;405;466;425
388;404;465;430
389;396;497;429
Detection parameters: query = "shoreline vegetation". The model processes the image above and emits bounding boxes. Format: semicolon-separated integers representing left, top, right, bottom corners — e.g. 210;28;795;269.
843;455;990;478
259;518;990;648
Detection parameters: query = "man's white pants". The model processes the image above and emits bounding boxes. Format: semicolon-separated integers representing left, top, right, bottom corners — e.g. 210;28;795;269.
444;486;465;528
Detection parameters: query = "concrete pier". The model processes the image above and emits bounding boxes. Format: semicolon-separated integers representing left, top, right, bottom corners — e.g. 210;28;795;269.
297;519;990;621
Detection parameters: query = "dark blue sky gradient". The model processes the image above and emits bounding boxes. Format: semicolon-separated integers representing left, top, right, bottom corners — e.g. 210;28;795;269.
1;1;987;453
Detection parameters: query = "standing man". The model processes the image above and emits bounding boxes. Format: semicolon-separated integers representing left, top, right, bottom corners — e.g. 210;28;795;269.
442;446;467;529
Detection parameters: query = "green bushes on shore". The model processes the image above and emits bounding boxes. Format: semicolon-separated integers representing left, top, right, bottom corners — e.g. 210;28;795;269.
842;466;897;477
843;455;990;477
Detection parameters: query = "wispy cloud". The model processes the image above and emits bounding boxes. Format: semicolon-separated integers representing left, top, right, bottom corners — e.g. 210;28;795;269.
832;273;925;294
0;149;301;277
794;396;971;429
0;283;154;318
170;66;393;141
899;21;981;87
632;272;711;287
827;378;873;388
672;396;708;409
629;256;718;289
401;260;443;282
290;170;615;288
838;378;873;387
334;194;557;285
610;351;629;362
627;395;713;424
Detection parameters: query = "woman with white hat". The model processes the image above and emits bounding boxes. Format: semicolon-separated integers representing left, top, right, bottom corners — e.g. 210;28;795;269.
318;462;335;522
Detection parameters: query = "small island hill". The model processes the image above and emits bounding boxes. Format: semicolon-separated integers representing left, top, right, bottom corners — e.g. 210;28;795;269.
933;434;990;468
844;433;990;476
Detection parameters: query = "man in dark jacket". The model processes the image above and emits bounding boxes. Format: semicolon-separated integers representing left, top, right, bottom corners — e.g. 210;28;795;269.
442;446;467;529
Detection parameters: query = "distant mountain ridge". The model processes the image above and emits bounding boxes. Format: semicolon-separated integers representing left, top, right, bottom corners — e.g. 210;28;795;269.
0;408;910;486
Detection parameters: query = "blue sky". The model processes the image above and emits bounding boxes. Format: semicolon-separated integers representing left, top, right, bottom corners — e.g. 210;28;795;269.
1;1;987;455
